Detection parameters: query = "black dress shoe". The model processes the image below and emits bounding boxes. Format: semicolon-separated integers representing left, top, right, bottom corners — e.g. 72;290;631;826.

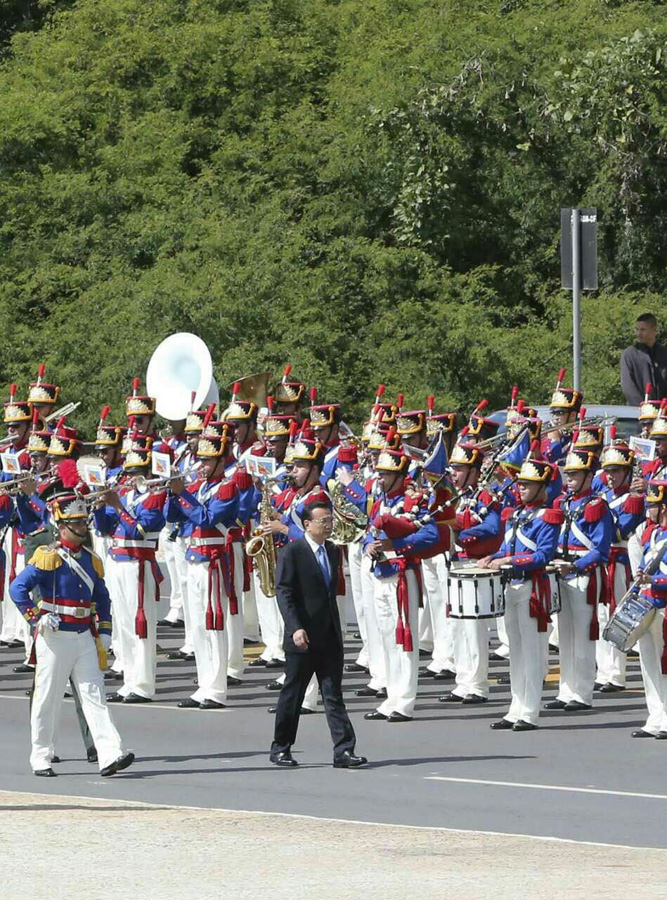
564;700;592;711
345;663;369;673
626;649;639;658
178;698;200;708
419;668;437;678
375;688;387;699
364;711;387;720
268;706;315;715
387;712;413;723
544;699;567;710
418;649;431;659
433;669;456;682
13;663;34;674
50;755;61;763
87;748;98;763
548;643;559;653
7;639;23;648
106;692;124;703
352;632;362;640
266;680;283;691
490;719;514;730
513;720;538;731
104;671;122;682
248;658;268;667
631;729;654;738
166;651;194;661
34;768;57;777
199;699;226;709
123;693;153;704
100;751;135;777
270;751;298;767
599;683;625;693
333;750;368;768
265;659;285;669
655;732;667;740
439;692;463;703
593;682;604;691
489;652;507;662
462;694;488;705
227;676;243;686
355;687;379;697
496;675;511;685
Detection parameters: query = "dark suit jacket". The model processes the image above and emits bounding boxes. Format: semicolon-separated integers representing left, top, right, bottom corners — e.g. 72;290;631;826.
275;538;342;654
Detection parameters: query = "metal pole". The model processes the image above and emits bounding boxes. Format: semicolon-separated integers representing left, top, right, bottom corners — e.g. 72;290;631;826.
571;208;582;391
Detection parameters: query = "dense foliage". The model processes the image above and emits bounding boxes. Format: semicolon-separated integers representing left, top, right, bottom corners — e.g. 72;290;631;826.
0;0;665;432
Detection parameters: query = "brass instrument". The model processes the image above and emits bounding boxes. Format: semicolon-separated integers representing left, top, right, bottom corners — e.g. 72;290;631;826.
44;401;81;424
331;474;368;545
134;468;199;492
226;371;273;410
245;478;279;597
0;473;33;495
542;414;616;438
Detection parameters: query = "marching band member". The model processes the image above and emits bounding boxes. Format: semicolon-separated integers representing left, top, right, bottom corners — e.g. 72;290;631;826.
594;433;645;693
273;366;306;422
541;370;583;467
94;436;165;703
166;424;243;709
637;383;661;440
481;445;562;731
439;442;503;705
27;364;60;429
9;492;133;777
363;437;439;722
125;378;156;437
548;448;614;711
159;415;189;629
632;478;667;739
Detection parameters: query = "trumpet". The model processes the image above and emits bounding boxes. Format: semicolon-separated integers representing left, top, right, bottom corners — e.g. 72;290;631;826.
134;467;199;492
0;473;33;495
44;401;81;424
542;414;616;437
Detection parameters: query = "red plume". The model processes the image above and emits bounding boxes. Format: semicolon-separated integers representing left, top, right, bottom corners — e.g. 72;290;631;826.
203;403;216;427
572;429;580;443
128;415;136;436
376;384;385;402
427;395;435;414
132;377;140;395
385;426;396;446
474;398;488;413
645;383;653;401
267;395;275;411
516;399;526;414
460;426;470;438
529;438;540;454
100;405;110;423
396;393;404;410
557;367;566;388
232;382;240;398
9;383;16;398
289;419;298;439
609;424;617;441
511;385;519;404
56;416;67;431
579;407;587;422
301;418;310;433
37;363;46;380
57;459;80;488
660;399;667;415
31;408;39;429
309;386;318;404
283;364;292;381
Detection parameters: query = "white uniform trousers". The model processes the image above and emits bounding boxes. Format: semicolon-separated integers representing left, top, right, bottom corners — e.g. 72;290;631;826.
360;554;386;691
422;555;455;674
347;540;368;667
451;617;490;698
638;608;667;735
171;536;194;654
503;582;548;725
107;558;158;699
373;569;419;718
253;571;285;663
1;530;30;650
227;543;246;679
92;534;123;672
187;560;229;704
30;629;125;772
418;602;434;652
161;528;185;623
494;615;510;659
596;565;629;687
242;574;261;642
556;575;599;706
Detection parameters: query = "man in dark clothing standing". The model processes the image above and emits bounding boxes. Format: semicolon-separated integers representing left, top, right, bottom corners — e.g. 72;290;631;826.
270;502;367;769
621;313;667;405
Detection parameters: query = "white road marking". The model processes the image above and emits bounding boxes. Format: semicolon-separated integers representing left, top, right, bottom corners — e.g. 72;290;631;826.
425;776;667;801
0;788;665;852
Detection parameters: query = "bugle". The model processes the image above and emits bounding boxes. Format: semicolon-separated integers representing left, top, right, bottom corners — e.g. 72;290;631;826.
541;414;616;437
134;467;199;492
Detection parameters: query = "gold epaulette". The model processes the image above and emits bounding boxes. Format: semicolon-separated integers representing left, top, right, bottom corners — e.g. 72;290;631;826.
29;545;63;571
84;547;105;578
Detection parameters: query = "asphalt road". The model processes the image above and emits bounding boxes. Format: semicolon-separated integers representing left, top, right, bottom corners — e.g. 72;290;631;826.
1;620;665;850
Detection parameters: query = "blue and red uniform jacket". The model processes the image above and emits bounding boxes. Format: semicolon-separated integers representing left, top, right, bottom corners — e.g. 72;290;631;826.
541;433;571;467
10;541;111;635
639;524;667;610
319;440;344;487
455;488;503;559
94;486;166;564
491;503;563;630
595;484;645;608
279;484;331;544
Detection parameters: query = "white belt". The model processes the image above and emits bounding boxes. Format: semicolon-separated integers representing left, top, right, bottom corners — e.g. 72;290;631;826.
40;602;90;619
188;537;227;548
112;539;158;549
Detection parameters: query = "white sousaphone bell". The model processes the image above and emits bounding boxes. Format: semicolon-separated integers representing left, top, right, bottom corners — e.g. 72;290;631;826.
146;332;219;421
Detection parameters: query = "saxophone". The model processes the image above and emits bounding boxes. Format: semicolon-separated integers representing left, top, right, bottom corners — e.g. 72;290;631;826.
245;479;278;597
331;475;369;545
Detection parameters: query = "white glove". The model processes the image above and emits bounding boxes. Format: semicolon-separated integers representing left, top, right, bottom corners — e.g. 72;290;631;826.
99;633;112;651
38;613;61;633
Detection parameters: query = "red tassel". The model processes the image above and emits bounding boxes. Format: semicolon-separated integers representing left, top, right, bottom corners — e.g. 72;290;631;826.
205;598;214;631
135;606;148;639
215;594;224;630
403;622;414;652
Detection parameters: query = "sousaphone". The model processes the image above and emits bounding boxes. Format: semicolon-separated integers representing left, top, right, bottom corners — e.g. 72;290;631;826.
147;333;219;421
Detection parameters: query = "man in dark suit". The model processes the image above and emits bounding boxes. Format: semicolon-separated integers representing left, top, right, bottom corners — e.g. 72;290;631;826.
269;501;367;768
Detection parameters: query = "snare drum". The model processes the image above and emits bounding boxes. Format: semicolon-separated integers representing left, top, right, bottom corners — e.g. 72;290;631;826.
603;590;656;653
447;565;505;619
546;566;562;616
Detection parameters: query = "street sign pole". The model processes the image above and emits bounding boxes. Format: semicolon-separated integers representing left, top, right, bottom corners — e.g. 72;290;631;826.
571;208;582;392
